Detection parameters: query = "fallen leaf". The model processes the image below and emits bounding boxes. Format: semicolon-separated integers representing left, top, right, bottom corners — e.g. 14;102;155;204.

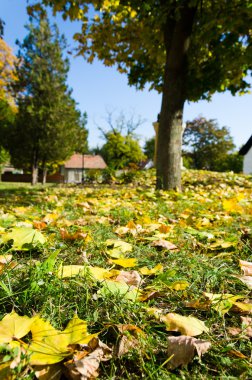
105;239;132;258
235;276;252;289
151;239;177;250
239;260;252;276
167;335;211;369
228;349;248;359
1;227;46;250
115;270;142;287
27;315;95;365
241;316;252;337
99;280;140;301
33;221;47;230
0;311;36;344
203;292;245;315
64;338;112;379
139;264;163;275
106;324;145;357
161;313;209;336
60;228;88;241
167;280;190;290
34;363;62;380
109;258;138;268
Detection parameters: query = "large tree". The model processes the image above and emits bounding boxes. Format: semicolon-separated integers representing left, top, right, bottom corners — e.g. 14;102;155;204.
30;1;251;189
9;14;88;185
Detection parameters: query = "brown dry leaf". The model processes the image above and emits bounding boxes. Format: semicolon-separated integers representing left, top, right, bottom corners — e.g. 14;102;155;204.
60;228;88;241
241;316;252;337
33;220;47;230
115;270;142;287
159;224;171;234
239;260;252;276
184;299;210;311
235;275;252;289
151;239;177;250
34;364;63;380
138;290;160;302
228;327;242;336
64;338;112;380
167;336;211;369
106;324;145;357
228;349;248;359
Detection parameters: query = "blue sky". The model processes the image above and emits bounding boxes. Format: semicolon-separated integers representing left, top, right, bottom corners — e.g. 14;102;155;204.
1;0;251;149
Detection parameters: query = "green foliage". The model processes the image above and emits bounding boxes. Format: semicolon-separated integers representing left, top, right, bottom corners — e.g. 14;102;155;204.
7;13;88;183
33;0;252;100
182;116;240;172
101;132;145;169
143;137;155;160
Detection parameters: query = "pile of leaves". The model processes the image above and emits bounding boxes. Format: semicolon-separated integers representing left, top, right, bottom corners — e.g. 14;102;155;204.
0;169;252;379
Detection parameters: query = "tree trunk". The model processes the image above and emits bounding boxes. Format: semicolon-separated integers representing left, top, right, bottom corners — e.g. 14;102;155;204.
156;4;198;190
31;164;38;186
42;166;47;185
31;150;38;185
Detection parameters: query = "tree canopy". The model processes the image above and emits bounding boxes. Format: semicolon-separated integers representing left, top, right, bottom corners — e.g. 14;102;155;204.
182;117;242;172
97;110;145;169
29;0;251;189
8;13;88;184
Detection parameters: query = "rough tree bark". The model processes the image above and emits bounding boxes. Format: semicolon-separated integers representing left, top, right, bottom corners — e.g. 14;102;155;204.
156;4;198;190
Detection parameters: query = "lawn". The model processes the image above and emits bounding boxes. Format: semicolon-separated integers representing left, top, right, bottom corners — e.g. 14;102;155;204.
0;169;252;379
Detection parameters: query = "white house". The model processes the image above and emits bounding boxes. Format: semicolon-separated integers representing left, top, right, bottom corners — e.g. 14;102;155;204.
239;135;252;174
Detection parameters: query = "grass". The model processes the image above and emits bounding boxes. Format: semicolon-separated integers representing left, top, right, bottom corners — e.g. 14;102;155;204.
0;169;252;379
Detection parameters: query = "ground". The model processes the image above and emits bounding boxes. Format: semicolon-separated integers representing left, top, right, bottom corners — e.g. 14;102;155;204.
0;169;252;379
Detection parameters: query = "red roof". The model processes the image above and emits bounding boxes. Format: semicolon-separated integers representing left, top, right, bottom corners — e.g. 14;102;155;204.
64;154;107;169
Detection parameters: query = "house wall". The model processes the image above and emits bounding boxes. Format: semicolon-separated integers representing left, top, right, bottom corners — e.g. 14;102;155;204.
64;169;84;183
243;148;252;174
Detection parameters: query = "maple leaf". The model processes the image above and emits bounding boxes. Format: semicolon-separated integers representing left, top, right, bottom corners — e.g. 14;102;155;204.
1;227;46;250
0;311;35;344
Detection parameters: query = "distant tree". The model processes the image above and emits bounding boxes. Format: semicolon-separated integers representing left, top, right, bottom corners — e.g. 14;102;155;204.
0;38;17;108
182;117;238;172
101;132;145;169
144;137;155;161
0;19;4;38
98;110;145;169
75;112;89;154
8;14;88;185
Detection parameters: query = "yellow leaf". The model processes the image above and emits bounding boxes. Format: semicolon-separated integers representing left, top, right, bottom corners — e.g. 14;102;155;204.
204;293;245;315
28;315;93;365
88;266;112;281
63;314;97;345
57;265;86;278
105;239;132;258
167;280;190;291
139;264;163;275
161;313;209;336
109;258;138;268
0;311;35;344
233;302;252;313
2;227;46;250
